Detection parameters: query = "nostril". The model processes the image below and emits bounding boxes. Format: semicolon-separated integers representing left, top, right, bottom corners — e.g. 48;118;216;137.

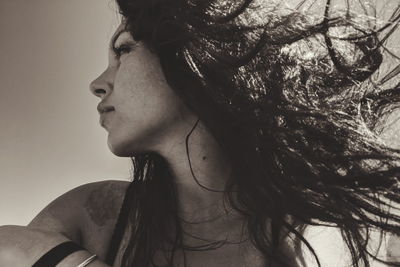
95;88;107;95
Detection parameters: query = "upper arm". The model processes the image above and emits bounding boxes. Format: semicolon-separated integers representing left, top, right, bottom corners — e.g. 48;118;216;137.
27;183;89;244
27;180;129;247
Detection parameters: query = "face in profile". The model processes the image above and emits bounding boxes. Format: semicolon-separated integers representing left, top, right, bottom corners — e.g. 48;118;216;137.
90;23;194;157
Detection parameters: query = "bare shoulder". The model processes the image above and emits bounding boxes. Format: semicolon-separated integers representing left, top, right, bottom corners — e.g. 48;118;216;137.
79;180;131;259
28;180;130;247
80;180;130;228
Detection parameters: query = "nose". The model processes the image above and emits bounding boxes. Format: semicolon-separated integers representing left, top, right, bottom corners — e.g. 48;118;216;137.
89;68;114;98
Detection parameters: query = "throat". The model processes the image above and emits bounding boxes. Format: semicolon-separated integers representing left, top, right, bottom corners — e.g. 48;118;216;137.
178;205;247;250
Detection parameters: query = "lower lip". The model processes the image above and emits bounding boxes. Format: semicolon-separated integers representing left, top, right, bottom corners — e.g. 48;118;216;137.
99;111;114;128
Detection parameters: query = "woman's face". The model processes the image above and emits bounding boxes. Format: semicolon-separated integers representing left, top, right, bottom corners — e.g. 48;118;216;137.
90;23;194;156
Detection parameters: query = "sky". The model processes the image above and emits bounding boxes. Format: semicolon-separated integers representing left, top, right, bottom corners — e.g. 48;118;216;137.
0;0;130;226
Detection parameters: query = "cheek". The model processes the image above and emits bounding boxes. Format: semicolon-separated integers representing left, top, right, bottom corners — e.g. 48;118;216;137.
115;60;183;125
115;51;175;106
106;56;188;155
107;97;185;156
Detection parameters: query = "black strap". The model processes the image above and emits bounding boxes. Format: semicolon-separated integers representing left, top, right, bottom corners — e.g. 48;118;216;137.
32;241;82;267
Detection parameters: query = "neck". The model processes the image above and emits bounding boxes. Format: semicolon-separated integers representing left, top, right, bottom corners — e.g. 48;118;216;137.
151;117;248;244
153;117;237;219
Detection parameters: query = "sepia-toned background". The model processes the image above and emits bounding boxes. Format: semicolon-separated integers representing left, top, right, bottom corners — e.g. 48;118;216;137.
0;0;130;226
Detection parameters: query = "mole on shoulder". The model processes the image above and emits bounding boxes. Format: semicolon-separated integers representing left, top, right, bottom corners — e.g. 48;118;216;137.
84;181;126;227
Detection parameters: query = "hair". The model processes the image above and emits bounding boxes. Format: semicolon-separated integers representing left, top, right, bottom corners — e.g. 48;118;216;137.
114;0;400;266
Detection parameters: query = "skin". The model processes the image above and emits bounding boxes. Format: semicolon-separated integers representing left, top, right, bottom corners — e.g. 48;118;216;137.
84;181;124;228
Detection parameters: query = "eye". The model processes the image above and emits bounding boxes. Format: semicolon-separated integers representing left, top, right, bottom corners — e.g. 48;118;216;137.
113;43;135;58
114;44;131;58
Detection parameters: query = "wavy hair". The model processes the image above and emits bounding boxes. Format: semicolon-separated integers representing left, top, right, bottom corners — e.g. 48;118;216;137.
114;0;400;266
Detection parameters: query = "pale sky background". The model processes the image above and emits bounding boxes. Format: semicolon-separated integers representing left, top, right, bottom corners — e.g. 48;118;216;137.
0;0;399;266
0;0;130;226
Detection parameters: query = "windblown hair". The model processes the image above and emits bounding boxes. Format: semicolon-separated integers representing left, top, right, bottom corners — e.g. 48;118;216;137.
114;0;400;266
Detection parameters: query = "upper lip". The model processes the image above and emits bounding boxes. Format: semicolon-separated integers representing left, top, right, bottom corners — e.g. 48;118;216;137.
97;103;115;114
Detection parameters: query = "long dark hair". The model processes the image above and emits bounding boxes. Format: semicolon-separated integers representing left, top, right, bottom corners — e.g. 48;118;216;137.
114;0;400;266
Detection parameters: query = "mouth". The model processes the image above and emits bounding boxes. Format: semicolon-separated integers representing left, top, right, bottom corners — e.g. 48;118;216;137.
97;103;115;128
97;104;115;114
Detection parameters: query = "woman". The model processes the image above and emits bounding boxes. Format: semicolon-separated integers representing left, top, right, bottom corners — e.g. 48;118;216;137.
1;0;400;266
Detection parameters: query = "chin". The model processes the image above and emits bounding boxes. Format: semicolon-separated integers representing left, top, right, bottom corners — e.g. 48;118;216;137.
107;135;147;157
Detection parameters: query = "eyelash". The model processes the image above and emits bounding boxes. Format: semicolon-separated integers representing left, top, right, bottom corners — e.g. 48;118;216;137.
113;44;134;58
